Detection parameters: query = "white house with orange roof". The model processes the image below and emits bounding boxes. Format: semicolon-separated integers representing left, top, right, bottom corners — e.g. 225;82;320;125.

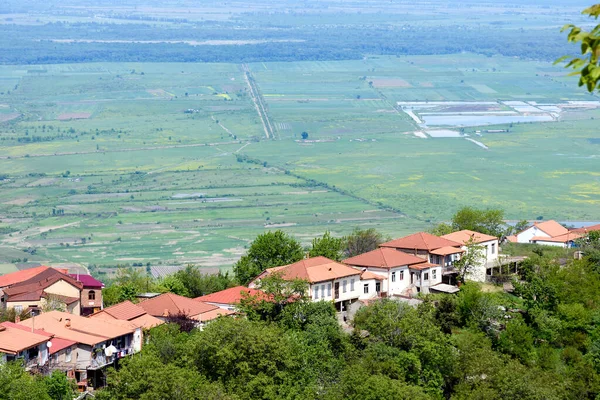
250;256;362;311
343;247;438;297
510;220;581;248
442;229;499;282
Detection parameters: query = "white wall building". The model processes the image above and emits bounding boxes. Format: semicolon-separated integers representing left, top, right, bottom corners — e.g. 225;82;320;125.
442;229;499;282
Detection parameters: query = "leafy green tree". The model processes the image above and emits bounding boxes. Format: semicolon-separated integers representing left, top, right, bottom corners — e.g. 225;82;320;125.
449;206;506;237
233;230;304;285
0;362;51;400
496;315;536;365
558;5;600;92
43;371;76;400
344;228;385;258
453;238;486;284
430;222;453;236
155;274;190;297
309;231;345;261
173;266;235;298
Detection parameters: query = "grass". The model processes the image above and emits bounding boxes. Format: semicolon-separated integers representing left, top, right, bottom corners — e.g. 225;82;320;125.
0;55;599;271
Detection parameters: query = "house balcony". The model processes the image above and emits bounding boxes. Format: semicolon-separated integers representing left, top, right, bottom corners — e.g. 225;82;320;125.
88;346;134;370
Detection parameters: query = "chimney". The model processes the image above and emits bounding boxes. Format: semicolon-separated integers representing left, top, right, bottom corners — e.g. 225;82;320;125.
65;318;71;328
15;315;20;323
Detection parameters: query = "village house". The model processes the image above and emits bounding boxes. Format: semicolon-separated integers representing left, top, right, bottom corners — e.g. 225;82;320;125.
69;274;104;316
379;232;464;292
343;247;434;297
249;256;363;312
18;310;141;389
0;267;83;316
136;292;235;327
507;220;582;248
195;286;266;311
0;321;51;370
88;300;163;329
442;229;499;282
571;223;600;234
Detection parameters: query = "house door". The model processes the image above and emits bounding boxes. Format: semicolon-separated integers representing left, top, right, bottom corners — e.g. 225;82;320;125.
334;282;340;299
411;273;414;284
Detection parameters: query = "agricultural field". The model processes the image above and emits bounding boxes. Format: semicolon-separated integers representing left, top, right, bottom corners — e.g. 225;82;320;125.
0;54;599;273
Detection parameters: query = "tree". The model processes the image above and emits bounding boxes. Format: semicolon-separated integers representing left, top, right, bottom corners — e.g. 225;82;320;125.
558;5;600;92
43;371;76;400
344;228;384;258
233;230;304;285
449;206;506;237
453;237;486;283
309;231;345;261
173;266;235;298
301;131;309;140
0;362;51;400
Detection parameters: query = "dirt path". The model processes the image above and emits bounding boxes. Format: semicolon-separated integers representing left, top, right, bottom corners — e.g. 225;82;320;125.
242;63;276;140
2;220;83;246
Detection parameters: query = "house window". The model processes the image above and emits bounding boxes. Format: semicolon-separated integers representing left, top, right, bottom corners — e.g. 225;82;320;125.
375;282;381;292
399;271;404;280
14;305;22;313
327;283;331;297
432;269;437;280
65;348;72;363
321;285;325;298
350;279;355;291
363;284;369;294
391;272;396;282
314;288;319;300
343;280;347;293
491;243;496;254
88;290;96;301
424;273;429;281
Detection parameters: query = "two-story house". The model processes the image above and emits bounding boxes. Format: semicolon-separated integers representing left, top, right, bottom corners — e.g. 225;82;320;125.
506;220;584;248
18;310;141;388
442;229;499;282
380;232;464;290
250;256;363;312
343;247;433;297
0;267;83;315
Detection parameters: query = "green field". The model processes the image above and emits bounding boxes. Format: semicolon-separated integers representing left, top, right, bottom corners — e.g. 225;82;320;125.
1;54;599;271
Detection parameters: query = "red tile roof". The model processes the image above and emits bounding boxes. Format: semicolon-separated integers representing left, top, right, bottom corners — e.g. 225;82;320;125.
531;232;583;243
99;300;146;320
194;286;265;305
137;292;219;318
360;270;385;281
3;269;82;303
190;308;236;322
442;229;498;244
343;247;426;269
0;322;51;355
409;263;439;271
380;232;462;252
570;224;600;234
533;220;569;238
0;266;49;287
505;235;518;243
69;274;104;288
261;256;361;284
48;337;77;355
430;246;465;256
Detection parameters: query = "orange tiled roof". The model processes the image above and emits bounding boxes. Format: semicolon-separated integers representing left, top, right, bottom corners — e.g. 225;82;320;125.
194;286;265;305
343;247;427;269
430;246;465;256
0;322;51;355
263;256;361;284
531;232;583;243
18;310;136;346
137;292;219;318
570;224;600;234
3;268;82;301
190;308;236;322
409;262;439;271
360;270;385;281
533;220;569;238
100;300;146;320
380;232;462;252
0;266;49;287
505;235;518;243
442;229;498;244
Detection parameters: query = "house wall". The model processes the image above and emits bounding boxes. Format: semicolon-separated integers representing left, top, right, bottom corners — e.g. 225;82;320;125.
396;248;430;259
411;266;443;294
387;266;411;296
359;279;381;300
463;239;499;282
81;288;103;311
49;345;78;371
310;274;361;303
531;240;566;248
517;226;549;243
